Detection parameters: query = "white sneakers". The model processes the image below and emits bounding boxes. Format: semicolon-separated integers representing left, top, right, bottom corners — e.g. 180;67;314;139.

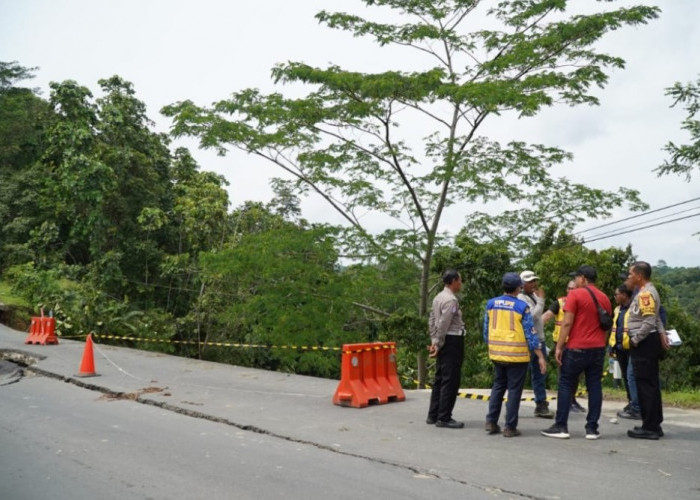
541;425;570;439
541;425;601;440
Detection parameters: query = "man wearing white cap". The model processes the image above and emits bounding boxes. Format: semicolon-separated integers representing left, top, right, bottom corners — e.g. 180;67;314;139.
518;270;554;418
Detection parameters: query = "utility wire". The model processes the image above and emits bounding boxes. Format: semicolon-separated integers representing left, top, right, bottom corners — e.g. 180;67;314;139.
575;196;700;235
583;212;700;244
583;204;700;239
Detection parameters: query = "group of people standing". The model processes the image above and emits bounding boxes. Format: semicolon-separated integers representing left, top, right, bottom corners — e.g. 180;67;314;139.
427;262;668;440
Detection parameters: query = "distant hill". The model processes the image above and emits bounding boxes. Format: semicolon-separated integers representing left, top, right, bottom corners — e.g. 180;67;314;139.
655;263;700;320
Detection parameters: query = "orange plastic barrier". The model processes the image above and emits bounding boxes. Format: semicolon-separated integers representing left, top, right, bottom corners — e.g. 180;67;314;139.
75;333;99;377
332;342;406;408
24;315;59;345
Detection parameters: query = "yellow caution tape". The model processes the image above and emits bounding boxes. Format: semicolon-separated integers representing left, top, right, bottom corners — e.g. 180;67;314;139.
89;333;342;352
62;333;402;355
457;390;587;402
342;344;396;355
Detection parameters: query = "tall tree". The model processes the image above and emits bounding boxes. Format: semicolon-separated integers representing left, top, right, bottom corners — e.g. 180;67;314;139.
157;147;232;318
40;80;111;265
163;1;657;384
38;77;176;303
0;62;51;271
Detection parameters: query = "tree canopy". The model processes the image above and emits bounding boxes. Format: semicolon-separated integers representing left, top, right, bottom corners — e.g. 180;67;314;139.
2;38;700;390
656;75;700;182
163;0;659;383
163;0;657;310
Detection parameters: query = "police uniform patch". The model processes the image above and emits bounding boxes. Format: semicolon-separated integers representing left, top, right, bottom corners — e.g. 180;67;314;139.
638;291;655;316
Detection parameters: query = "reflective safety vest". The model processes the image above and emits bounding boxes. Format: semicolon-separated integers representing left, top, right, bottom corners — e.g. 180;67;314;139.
608;305;630;350
486;296;530;363
552;296;566;342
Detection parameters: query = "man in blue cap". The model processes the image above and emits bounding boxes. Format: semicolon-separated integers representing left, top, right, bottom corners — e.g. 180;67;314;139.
484;272;547;437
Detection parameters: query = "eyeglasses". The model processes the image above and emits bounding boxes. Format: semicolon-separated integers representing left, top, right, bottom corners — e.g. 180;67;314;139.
567;287;575;290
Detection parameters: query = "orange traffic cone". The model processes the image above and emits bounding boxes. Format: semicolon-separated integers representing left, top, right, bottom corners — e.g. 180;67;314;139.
76;334;99;377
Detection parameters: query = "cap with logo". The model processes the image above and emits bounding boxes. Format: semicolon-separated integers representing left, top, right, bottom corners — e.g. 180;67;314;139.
502;272;523;288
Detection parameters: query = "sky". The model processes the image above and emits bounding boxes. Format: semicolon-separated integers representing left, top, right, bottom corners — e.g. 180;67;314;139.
1;0;699;268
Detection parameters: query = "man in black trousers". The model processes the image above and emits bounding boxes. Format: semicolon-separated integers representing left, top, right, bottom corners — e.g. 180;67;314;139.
626;261;669;440
427;269;465;429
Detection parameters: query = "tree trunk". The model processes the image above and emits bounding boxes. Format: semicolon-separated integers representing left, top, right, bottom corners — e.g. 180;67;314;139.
417;247;432;388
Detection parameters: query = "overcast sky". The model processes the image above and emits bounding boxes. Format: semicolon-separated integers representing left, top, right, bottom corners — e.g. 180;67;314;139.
2;0;699;268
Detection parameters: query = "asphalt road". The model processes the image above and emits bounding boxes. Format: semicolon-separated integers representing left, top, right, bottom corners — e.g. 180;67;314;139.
2;324;700;499
0;369;482;500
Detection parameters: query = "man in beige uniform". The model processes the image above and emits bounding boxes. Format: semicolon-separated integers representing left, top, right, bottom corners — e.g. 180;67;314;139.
427;269;465;428
626;261;669;440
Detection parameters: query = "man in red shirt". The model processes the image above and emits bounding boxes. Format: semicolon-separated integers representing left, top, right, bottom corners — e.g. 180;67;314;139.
541;265;612;440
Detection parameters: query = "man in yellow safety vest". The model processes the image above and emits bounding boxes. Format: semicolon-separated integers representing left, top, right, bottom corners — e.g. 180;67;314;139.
484;272;547;437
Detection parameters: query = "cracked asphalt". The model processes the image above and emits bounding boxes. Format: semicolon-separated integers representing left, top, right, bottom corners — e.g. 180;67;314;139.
2;323;700;499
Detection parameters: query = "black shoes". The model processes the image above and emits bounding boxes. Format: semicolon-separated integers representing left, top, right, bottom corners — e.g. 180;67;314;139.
428;415;464;428
585;428;600;440
631;425;664;438
570;401;586;413
627;427;661;440
541;424;570;439
534;401;554;418
617;409;642;420
435;419;465;429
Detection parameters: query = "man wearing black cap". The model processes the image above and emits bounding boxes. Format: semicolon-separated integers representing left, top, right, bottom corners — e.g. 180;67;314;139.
484;273;547;437
427;269;466;429
542;265;611;440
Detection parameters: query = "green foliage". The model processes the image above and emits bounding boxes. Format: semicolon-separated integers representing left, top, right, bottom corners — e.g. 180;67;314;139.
0;62;52;272
656;75;700;182
522;229;634;301
659;302;700;390
0;280;31;309
4;51;699;390
163;2;657;358
192;220;357;377
4;262;175;348
341;254;423;342
655;264;700;320
381;311;427;354
0;61;38;90
652;264;700;389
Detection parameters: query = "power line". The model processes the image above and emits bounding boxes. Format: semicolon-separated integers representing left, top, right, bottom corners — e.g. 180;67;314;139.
583;204;700;240
575;196;700;235
582;212;700;244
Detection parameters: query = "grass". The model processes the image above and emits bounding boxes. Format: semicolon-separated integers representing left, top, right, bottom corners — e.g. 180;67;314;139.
0;281;34;330
603;387;700;409
0;281;31;308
